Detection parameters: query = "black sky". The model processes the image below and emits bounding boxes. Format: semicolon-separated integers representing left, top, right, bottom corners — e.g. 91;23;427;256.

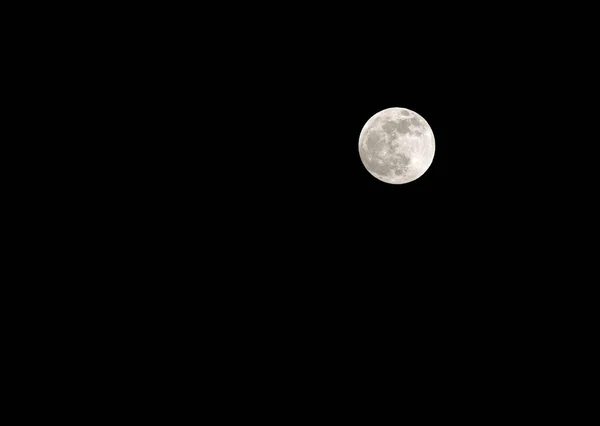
14;4;596;401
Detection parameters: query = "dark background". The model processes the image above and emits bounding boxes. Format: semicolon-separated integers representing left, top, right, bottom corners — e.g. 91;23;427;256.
8;3;596;411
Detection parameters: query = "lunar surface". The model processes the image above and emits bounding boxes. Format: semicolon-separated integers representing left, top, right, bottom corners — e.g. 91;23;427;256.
358;107;435;184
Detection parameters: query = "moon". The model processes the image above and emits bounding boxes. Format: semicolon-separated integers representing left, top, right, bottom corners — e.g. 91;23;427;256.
358;107;435;184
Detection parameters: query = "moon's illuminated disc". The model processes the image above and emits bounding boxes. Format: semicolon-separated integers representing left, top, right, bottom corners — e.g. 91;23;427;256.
358;107;435;184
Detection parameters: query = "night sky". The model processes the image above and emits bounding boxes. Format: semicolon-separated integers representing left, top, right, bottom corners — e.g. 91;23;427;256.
32;3;595;405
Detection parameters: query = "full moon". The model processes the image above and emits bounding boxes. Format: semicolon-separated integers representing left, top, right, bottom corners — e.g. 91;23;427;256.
358;107;435;184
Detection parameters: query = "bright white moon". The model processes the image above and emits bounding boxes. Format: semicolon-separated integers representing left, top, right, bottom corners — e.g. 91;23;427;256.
358;107;435;184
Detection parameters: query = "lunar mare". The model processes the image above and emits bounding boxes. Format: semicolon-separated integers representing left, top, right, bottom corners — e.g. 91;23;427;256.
358;107;435;184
